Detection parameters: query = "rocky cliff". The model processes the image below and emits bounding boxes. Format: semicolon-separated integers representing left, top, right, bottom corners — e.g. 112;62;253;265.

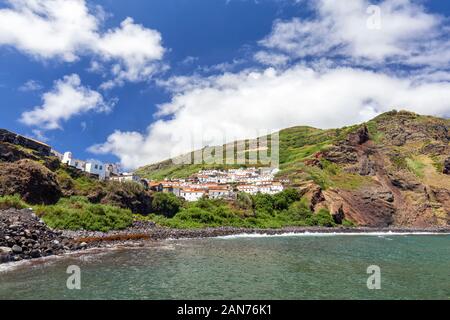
288;111;450;227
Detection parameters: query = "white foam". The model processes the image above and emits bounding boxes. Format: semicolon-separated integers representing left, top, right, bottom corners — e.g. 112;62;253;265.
215;231;450;239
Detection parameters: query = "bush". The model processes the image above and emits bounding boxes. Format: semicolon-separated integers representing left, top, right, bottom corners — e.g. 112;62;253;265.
236;192;252;210
285;198;313;221
151;192;183;217
306;209;336;227
0;194;28;210
35;197;133;232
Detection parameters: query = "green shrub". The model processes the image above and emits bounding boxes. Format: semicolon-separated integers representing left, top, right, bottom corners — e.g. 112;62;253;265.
151;192;183;217
135;190;339;229
0;194;28;210
285;198;313;221
306;209;336;227
35;197;133;232
342;219;355;227
236;192;252;210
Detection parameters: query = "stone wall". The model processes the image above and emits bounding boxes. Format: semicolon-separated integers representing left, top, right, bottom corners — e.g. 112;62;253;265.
0;129;51;156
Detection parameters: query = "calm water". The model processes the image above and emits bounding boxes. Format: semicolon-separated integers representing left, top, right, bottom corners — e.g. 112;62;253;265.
0;234;449;300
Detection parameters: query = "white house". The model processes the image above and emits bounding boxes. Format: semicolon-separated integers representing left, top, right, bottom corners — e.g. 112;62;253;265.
62;152;86;171
237;185;258;195
61;151;109;180
109;173;141;183
105;163;121;178
270;182;284;192
208;187;232;199
85;160;106;180
180;189;206;202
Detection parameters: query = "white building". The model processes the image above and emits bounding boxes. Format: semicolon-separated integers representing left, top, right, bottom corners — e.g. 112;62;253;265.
237;185;258;195
180;189;206;202
208;187;232;199
61;151;108;180
105;163;121;178
269;182;284;194
109;173;141;183
85;160;106;180
62;152;86;171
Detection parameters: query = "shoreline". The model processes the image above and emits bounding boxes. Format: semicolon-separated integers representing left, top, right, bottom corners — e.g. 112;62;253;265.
63;222;450;245
1;224;449;271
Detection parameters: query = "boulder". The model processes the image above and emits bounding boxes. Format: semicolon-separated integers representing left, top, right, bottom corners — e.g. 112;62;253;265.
12;245;22;254
443;158;450;175
348;125;370;146
0;159;62;205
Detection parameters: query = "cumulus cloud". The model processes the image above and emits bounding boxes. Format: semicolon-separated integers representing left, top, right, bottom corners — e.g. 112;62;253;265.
260;0;447;66
90;66;450;169
20;74;113;130
0;0;165;87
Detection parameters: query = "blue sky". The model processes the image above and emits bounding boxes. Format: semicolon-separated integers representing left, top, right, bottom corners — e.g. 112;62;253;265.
1;0;450;169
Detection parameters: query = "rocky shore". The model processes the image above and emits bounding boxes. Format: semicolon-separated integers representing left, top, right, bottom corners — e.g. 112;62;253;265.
0;209;86;264
1;208;449;265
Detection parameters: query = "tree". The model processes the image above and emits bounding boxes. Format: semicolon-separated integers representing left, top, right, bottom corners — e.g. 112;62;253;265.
151;192;183;218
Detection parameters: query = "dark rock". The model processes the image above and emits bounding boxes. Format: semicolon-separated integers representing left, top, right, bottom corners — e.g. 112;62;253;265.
323;145;358;164
30;249;41;258
443;158;450;175
421;143;448;155
348;125;370;146
0;208;79;264
331;205;345;224
99;182;153;214
389;172;421;191
0;142;39;162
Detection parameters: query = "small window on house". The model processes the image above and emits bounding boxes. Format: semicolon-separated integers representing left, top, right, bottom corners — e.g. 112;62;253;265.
99;166;103;170
95;165;98;169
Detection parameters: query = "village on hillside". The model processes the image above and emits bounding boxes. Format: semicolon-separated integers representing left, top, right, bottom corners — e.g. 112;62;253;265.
1;128;287;202
149;167;286;201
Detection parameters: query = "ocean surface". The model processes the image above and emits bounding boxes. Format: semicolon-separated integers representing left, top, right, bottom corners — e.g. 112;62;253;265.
0;233;449;300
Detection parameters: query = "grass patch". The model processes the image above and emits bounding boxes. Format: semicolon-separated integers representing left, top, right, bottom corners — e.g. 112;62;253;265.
34;197;133;232
390;154;408;170
406;158;426;178
366;120;384;144
0;194;28;210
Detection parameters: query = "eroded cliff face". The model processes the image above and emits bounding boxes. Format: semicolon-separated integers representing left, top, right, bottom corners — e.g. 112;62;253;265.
301;111;449;227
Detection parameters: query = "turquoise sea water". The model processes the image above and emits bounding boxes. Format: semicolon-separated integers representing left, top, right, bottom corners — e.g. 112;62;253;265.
0;234;449;300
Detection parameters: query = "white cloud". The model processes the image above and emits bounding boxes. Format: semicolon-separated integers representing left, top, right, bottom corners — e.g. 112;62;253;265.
20;74;113;130
90;65;450;169
260;0;447;66
0;0;165;86
18;79;43;92
97;17;166;87
254;51;289;66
